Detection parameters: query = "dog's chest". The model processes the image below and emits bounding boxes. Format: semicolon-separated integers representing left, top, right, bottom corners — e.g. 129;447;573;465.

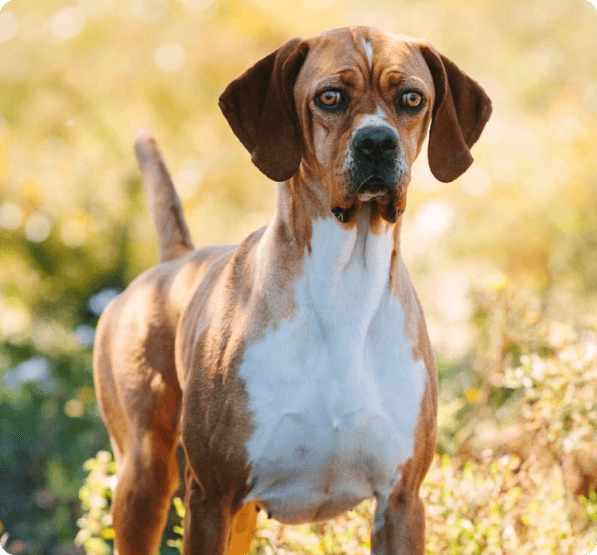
239;217;426;524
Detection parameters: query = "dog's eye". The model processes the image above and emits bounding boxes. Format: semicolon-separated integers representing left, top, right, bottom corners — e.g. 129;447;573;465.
397;91;425;113
315;90;348;112
319;90;342;106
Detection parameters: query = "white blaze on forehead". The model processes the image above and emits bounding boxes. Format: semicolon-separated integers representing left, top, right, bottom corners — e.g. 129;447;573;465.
357;106;388;127
363;38;373;70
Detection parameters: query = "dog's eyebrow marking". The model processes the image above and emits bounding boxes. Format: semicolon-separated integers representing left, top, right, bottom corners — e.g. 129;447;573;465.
337;70;358;86
363;39;373;71
315;69;359;90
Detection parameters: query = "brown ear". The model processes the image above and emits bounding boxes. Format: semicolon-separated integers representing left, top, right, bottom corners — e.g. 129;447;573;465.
218;38;309;182
419;44;492;183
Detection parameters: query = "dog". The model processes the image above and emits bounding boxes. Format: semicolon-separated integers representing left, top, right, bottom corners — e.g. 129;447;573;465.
93;26;491;555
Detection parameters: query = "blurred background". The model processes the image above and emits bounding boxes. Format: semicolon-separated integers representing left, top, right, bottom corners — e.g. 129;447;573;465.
0;0;596;553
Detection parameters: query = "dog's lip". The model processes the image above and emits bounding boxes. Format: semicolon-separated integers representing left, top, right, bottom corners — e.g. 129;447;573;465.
357;190;386;201
356;175;391;201
358;174;388;188
334;176;398;212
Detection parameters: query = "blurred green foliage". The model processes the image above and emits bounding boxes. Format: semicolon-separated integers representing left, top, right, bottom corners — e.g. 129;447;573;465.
1;0;597;553
74;452;115;555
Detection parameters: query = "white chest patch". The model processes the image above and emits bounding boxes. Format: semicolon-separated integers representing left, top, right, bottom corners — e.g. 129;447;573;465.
239;214;426;524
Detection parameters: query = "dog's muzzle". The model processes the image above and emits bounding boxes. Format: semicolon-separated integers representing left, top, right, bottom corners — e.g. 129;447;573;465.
349;125;400;197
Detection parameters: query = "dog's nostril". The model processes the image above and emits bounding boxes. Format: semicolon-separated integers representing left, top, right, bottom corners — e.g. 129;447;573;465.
361;138;375;155
359;137;395;158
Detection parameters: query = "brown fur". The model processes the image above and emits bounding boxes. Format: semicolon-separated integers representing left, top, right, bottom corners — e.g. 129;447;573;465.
93;26;491;555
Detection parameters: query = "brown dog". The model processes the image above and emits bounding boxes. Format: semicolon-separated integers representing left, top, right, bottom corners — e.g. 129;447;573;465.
93;26;491;555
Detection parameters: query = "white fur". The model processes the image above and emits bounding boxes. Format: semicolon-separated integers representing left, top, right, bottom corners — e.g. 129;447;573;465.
358;106;388;128
363;39;373;70
240;207;426;524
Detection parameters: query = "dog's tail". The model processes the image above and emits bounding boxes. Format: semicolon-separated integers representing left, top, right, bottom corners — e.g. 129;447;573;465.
134;129;195;263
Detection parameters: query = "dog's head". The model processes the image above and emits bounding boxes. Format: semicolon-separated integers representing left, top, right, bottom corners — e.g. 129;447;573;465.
219;27;491;224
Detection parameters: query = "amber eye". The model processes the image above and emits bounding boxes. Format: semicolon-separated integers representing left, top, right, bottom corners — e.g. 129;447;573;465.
315;90;348;112
398;90;424;113
319;90;342;106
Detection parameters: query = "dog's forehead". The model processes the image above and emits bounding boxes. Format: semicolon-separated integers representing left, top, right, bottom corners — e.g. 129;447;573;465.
297;27;432;87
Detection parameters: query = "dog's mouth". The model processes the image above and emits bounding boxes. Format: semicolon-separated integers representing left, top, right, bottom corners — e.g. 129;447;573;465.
356;175;391;201
331;186;402;225
331;160;409;225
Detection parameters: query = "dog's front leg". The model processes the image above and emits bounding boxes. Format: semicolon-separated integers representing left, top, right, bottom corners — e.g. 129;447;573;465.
182;464;257;555
370;488;426;555
183;464;234;555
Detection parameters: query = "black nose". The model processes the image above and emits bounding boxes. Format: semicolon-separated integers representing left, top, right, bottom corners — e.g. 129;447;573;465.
353;126;399;160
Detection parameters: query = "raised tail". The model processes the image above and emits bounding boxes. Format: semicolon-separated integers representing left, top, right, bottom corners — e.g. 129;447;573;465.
134;129;195;263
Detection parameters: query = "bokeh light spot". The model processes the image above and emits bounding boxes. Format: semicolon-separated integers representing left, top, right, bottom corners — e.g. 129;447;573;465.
154;42;186;73
0;9;19;43
0;201;23;230
24;213;52;243
49;6;85;41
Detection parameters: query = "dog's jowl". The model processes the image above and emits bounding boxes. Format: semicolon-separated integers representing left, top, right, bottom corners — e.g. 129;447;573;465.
93;26;491;555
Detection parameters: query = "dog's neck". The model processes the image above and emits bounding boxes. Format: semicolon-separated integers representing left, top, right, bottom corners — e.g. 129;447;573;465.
253;174;403;330
275;171;402;257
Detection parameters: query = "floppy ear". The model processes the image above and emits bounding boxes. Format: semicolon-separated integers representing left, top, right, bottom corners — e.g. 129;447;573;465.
419;44;492;183
218;38;309;182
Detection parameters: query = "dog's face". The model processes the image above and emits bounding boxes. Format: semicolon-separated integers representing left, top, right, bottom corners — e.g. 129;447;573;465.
293;29;436;222
219;27;492;224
